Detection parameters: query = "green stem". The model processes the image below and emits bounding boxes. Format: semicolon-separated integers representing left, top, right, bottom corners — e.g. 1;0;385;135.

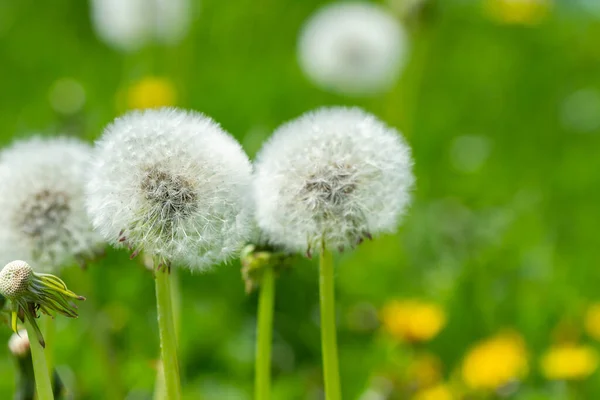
25;319;54;400
155;268;182;400
42;317;55;386
255;266;275;400
319;247;341;400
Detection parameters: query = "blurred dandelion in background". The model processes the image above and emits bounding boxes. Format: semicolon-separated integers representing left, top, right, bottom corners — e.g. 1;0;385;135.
0;137;103;272
540;344;598;381
461;332;528;391
89;0;192;52
413;383;455;400
380;300;446;343
298;2;408;96
126;76;178;110
485;0;551;25
584;303;600;341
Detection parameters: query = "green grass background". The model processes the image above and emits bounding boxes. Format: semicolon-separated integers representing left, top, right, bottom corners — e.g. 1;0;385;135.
1;0;600;398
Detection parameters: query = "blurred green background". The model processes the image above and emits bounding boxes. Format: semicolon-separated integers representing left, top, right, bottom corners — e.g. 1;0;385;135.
1;0;600;399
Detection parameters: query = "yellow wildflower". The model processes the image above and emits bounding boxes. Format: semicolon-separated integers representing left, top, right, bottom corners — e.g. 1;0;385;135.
540;344;598;381
485;0;551;25
462;332;528;390
381;299;446;343
126;77;177;110
585;304;600;341
413;384;455;400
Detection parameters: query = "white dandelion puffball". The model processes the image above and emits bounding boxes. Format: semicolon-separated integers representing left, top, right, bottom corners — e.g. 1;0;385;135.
86;108;253;270
90;0;191;52
298;2;408;96
0;137;104;272
254;107;414;254
8;329;30;357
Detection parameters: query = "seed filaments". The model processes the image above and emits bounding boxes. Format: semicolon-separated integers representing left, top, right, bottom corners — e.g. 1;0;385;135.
141;167;198;223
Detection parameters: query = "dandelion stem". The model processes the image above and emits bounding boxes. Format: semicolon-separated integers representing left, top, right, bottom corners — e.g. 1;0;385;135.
42;316;56;386
319;246;341;400
25;318;54;400
155;268;182;400
255;265;275;400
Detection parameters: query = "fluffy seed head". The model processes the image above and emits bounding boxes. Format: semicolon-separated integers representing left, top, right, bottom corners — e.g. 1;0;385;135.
90;0;191;52
253;107;414;254
0;260;33;299
8;329;30;357
86;107;253;270
298;2;408;96
0;137;104;272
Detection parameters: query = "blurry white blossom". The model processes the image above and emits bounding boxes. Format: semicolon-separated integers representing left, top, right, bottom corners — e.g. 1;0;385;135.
298;2;408;96
86;108;253;270
0;137;104;272
90;0;192;52
253;107;414;255
8;329;29;357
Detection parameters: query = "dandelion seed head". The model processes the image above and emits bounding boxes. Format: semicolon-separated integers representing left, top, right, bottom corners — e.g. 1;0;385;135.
8;329;30;357
253;107;414;254
86;107;253;270
0;137;104;272
90;0;191;52
0;260;33;299
298;2;408;96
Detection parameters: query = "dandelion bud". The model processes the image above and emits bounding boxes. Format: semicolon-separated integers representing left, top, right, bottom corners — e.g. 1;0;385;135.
86;108;253;270
254;107;414;255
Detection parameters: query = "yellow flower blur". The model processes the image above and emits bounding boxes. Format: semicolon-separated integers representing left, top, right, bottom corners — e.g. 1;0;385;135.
381;300;446;343
585;304;600;341
486;0;551;25
413;384;455;400
127;77;177;110
461;332;528;391
407;353;443;388
540;344;598;381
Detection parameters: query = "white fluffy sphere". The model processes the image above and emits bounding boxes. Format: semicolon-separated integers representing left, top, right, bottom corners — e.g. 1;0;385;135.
298;2;408;96
0;137;104;272
90;0;191;52
86;108;253;270
253;107;414;254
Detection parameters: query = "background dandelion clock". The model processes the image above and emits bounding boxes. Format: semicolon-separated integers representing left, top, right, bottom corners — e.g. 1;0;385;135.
86;107;253;399
298;2;409;96
0;137;104;272
253;106;413;399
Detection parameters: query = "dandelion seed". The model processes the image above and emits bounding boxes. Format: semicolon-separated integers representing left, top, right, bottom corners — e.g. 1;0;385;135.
0;137;104;272
298;2;408;96
86;107;253;270
254;106;414;254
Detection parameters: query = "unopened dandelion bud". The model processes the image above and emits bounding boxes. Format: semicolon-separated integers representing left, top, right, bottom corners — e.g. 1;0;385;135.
8;329;30;358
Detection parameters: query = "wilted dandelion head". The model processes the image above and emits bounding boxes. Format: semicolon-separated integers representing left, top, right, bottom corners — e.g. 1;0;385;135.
0;260;33;300
253;107;414;255
90;0;191;52
86;108;253;270
0;137;104;272
298;2;408;96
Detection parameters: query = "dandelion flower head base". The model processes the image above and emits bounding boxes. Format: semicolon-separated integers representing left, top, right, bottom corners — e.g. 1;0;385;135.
0;260;85;347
